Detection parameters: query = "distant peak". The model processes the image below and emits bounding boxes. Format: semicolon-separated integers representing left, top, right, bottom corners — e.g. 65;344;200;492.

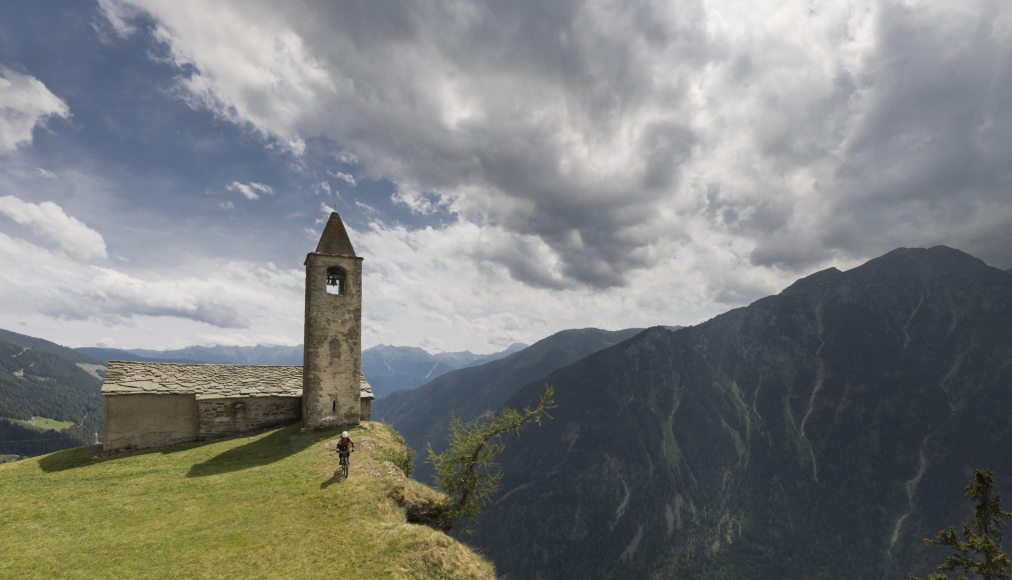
366;344;429;354
879;245;962;259
779;246;999;299
314;212;356;256
861;245;988;274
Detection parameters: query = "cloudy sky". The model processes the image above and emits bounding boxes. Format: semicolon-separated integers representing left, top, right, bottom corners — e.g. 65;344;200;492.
1;1;1010;353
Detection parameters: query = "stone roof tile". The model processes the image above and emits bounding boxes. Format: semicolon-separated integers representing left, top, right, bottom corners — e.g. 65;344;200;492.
102;361;375;401
360;373;374;400
102;361;303;399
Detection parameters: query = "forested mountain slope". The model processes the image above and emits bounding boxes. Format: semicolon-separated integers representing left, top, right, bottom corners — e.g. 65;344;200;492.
0;330;102;457
376;327;642;481
467;246;1012;579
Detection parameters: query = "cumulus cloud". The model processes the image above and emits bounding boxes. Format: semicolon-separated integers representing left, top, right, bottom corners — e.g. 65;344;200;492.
0;230;303;335
0;67;70;151
226;180;273;200
96;0;141;37
350;218;789;352
100;0;711;289
318;201;335;217
104;0;1012;290
329;170;356;186
194;333;300;347
80;0;1012;351
741;1;1012;269
0;155;306;349
0;195;107;259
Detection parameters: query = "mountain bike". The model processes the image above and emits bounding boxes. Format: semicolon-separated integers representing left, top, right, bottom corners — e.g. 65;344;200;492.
337;447;352;479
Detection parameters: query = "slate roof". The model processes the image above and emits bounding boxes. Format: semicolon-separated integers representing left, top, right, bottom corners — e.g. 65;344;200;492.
360;374;374;400
102;360;376;401
314;212;357;256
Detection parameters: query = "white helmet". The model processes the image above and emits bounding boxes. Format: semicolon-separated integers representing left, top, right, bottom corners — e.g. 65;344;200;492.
341;431;349;438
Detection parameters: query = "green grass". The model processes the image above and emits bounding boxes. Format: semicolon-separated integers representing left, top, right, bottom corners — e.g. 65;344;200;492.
5;416;75;431
0;454;18;463
0;422;493;579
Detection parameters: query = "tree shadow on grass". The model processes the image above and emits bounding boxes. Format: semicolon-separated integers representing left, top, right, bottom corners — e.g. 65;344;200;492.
187;424;336;477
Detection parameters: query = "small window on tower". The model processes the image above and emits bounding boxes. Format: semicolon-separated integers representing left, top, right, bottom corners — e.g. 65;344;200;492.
326;267;346;295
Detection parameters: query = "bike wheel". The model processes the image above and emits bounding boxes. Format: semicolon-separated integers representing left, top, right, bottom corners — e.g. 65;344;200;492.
341;461;349;479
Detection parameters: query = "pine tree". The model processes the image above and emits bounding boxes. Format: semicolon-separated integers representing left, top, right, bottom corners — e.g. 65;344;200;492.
427;385;556;529
911;469;1012;580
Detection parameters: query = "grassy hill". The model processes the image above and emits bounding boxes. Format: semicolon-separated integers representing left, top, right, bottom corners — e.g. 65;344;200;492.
0;422;493;579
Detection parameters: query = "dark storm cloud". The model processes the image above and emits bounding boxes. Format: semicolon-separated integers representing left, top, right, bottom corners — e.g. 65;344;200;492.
107;0;1012;284
8;0;1012;352
105;0;713;288
750;1;1012;270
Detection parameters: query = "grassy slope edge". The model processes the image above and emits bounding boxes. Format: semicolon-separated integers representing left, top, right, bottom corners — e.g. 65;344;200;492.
0;422;493;579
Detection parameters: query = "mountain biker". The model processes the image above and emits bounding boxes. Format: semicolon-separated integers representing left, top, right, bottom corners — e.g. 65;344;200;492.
337;431;355;463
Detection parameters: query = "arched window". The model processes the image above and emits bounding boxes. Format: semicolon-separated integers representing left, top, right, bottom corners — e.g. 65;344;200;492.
326;267;346;295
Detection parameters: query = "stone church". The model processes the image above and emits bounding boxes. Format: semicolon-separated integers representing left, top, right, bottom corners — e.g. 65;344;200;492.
100;213;374;451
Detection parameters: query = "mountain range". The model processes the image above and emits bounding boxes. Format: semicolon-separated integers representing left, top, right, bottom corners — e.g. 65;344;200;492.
76;344;303;366
361;343;526;398
440;246;1012;579
78;342;524;398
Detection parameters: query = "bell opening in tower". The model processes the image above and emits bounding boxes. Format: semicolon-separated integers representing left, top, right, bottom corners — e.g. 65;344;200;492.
326;266;346;295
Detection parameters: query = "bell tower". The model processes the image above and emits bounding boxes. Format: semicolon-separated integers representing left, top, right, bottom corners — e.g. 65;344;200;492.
303;212;363;429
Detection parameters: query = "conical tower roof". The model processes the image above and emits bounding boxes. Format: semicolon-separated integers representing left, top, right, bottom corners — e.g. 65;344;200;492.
314;212;356;256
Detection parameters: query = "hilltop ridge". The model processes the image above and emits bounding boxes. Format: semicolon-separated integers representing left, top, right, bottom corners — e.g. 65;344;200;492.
0;422;493;579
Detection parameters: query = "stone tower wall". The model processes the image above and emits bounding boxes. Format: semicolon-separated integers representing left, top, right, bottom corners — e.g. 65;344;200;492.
303;252;363;429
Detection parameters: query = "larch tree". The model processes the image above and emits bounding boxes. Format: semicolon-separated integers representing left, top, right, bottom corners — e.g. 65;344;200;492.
427;385;556;529
911;469;1012;580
